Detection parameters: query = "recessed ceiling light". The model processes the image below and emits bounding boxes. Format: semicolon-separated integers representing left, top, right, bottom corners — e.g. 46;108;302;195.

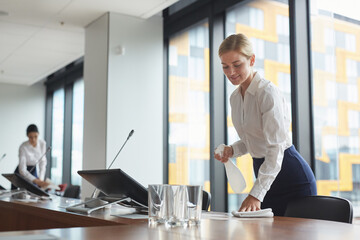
0;10;9;16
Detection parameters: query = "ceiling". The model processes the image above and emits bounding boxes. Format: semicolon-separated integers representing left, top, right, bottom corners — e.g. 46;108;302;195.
0;0;178;86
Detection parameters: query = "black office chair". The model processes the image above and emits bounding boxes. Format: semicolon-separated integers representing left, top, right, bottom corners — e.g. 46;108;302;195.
63;185;81;199
284;195;353;224
202;190;211;211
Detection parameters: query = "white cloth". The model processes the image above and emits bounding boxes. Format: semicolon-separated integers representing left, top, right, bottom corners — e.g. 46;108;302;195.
18;139;47;182
230;72;291;202
231;208;274;218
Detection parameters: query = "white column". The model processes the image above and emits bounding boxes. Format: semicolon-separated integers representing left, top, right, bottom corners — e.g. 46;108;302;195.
82;13;163;198
82;13;109;197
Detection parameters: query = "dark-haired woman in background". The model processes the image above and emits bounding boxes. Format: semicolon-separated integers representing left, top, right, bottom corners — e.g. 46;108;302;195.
12;124;49;189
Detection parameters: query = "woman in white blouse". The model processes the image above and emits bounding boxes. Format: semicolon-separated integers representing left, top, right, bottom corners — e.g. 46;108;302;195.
214;34;317;216
13;124;49;189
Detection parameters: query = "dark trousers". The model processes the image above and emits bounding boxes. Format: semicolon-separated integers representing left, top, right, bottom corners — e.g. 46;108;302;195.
253;145;317;216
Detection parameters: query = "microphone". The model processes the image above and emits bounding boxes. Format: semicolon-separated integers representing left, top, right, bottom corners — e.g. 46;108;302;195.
108;129;134;169
0;153;6;162
28;146;52;173
90;129;135;198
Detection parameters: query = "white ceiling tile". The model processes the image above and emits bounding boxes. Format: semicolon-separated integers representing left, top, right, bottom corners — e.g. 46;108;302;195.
0;33;28;47
0;0;178;85
138;0;179;18
0;21;40;36
0;47;16;63
0;0;72;26
33;27;84;44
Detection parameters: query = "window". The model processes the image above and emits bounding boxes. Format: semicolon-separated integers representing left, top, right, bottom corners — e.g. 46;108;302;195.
310;0;360;211
45;60;84;186
225;0;291;211
50;88;64;185
164;0;359;213
168;20;210;192
71;80;84;185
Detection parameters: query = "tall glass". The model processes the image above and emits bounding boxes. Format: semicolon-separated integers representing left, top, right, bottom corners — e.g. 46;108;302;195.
148;184;203;227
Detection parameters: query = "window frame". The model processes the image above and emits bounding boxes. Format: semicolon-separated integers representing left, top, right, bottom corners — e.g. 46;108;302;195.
44;59;84;185
163;0;314;212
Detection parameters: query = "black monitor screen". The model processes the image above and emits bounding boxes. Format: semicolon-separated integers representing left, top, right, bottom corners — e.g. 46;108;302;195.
78;169;148;206
2;173;49;197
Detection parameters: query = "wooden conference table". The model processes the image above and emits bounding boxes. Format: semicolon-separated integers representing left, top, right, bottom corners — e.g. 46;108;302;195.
0;195;359;239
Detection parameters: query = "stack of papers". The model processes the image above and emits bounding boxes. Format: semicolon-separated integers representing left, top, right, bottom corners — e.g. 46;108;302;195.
231;208;273;218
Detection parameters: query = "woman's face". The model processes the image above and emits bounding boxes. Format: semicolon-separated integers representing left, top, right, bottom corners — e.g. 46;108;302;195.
27;132;39;147
220;50;255;86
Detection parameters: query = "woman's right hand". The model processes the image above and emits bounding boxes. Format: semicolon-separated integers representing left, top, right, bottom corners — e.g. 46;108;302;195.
214;145;234;163
33;178;50;189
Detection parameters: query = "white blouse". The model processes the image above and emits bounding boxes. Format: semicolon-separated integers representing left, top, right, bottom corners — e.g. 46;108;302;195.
230;72;292;202
18;139;47;182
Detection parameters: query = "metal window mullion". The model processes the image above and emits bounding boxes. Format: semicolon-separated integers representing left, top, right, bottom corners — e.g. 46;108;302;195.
289;0;315;170
63;83;74;184
45;91;53;179
209;12;227;212
163;36;170;184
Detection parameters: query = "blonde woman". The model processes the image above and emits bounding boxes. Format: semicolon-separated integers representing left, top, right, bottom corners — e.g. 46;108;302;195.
214;34;317;216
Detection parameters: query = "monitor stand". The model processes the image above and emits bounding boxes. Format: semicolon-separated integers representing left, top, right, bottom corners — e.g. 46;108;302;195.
0;189;40;201
66;196;134;215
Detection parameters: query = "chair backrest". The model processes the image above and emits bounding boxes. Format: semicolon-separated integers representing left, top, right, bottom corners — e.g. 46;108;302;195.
202;190;211;211
284;195;353;223
63;185;81;199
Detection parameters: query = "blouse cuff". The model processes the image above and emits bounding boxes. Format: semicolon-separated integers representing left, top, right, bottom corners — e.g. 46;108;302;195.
230;141;247;158
249;184;268;202
27;174;37;182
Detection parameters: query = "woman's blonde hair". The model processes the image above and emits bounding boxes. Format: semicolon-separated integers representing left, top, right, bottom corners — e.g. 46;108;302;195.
218;33;253;58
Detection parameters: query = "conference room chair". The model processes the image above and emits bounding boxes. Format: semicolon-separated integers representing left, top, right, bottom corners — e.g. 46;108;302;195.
63;185;81;199
202;190;211;211
284;195;353;223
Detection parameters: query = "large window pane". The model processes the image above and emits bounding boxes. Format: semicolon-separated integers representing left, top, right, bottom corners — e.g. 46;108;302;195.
225;0;291;211
310;0;360;214
71;80;84;185
51;88;64;184
168;20;210;192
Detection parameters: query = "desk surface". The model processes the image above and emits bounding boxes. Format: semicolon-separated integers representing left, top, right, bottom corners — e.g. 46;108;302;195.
0;194;146;231
1;196;360;239
0;215;359;240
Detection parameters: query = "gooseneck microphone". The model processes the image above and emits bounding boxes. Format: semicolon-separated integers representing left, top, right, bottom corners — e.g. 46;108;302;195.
90;129;135;198
0;153;6;162
108;129;135;169
28;146;52;173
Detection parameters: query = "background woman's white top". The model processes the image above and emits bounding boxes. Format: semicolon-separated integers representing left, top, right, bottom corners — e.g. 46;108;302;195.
18;139;47;182
230;72;292;202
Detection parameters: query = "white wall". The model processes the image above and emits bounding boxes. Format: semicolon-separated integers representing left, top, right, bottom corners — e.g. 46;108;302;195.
107;13;163;186
0;82;45;188
82;12;163;198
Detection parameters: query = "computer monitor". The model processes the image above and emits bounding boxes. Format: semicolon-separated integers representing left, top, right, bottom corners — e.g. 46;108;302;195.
78;169;148;207
2;173;49;197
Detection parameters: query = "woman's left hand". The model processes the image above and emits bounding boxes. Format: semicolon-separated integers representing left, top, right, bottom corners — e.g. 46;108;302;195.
239;195;261;212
